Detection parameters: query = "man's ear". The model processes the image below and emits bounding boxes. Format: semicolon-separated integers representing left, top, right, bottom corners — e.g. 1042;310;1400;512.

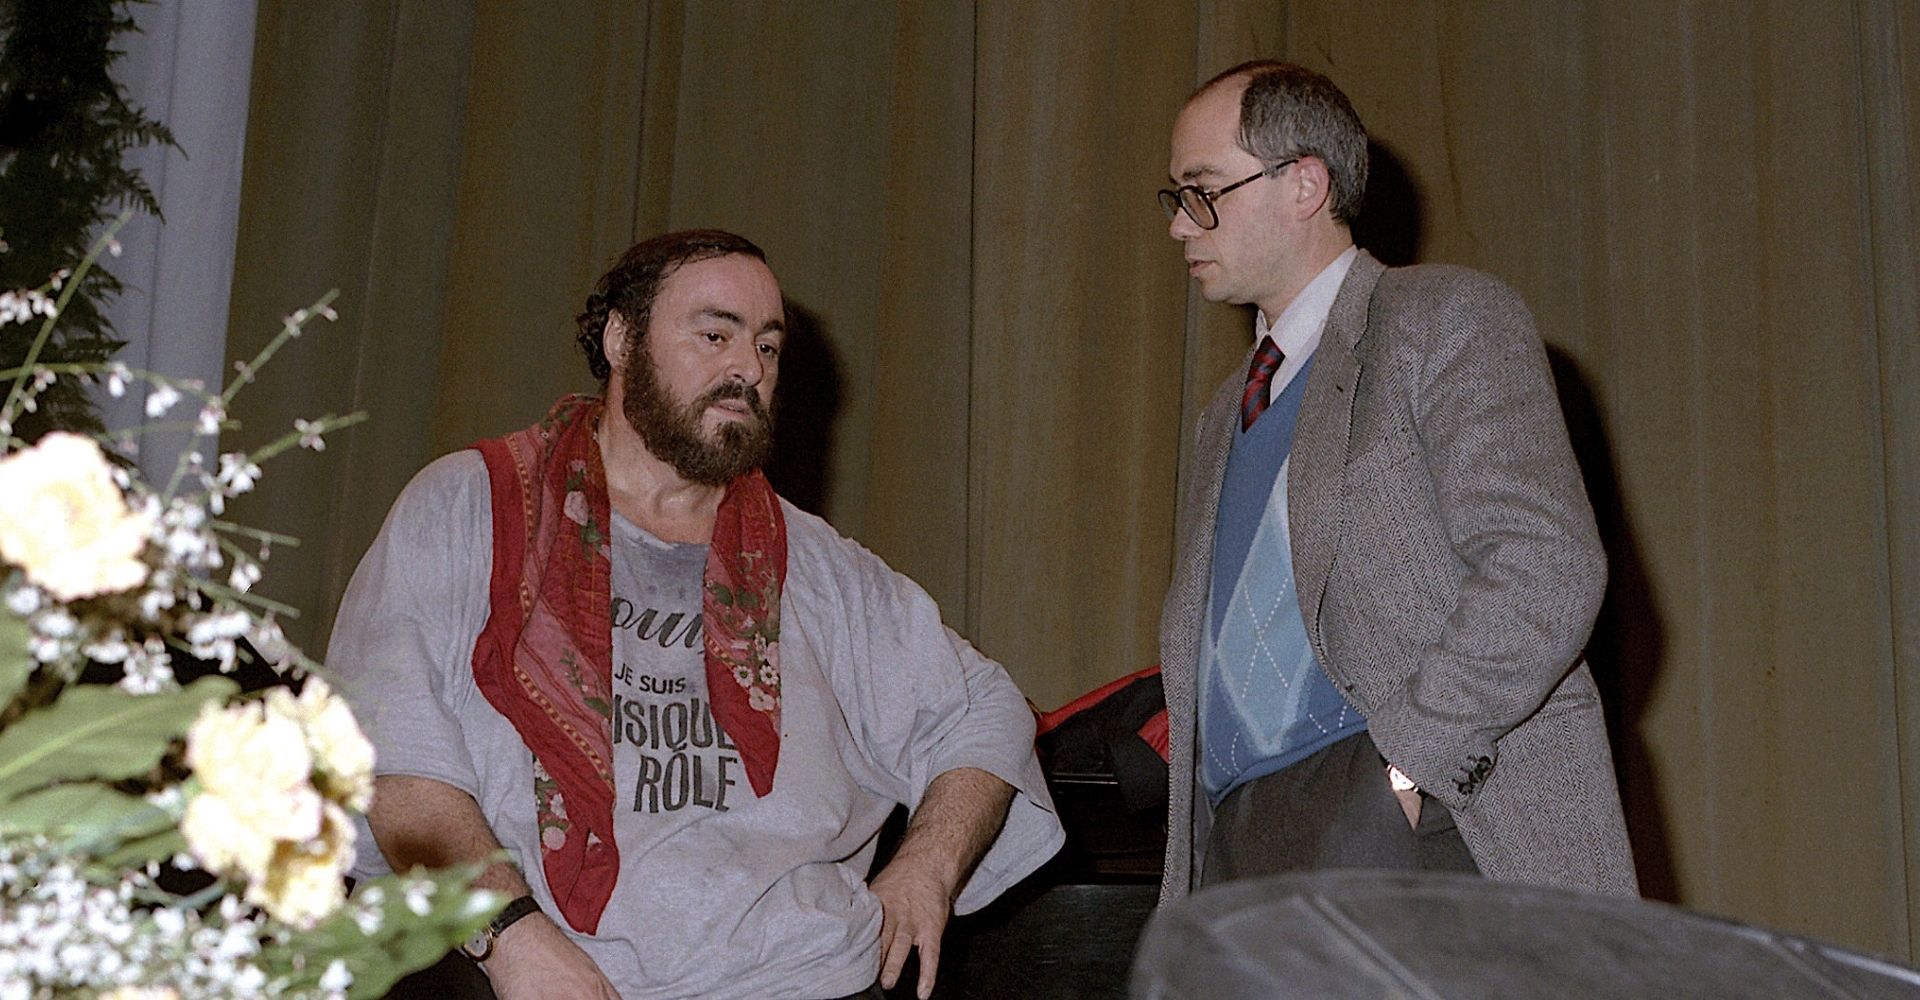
1291;156;1334;222
603;312;631;368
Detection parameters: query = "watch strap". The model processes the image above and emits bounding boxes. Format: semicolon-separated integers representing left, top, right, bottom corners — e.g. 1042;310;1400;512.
463;894;542;962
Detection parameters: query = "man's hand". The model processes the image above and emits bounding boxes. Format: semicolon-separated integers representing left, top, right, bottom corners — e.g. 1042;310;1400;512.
1393;785;1422;828
869;767;1014;999
871;855;954;1000
1387;764;1421;829
481;912;620;1000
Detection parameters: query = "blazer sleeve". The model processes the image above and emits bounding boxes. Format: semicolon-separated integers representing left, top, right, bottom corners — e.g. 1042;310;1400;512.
1362;272;1607;814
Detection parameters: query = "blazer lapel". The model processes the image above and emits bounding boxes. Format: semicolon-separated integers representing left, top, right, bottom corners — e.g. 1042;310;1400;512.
1290;250;1385;659
1171;361;1244;666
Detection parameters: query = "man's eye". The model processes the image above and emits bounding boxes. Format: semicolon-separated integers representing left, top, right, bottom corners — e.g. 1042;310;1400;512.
757;343;780;357
703;330;724;343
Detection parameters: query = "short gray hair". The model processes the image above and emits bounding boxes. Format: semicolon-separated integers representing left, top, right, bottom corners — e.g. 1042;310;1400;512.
1198;61;1369;225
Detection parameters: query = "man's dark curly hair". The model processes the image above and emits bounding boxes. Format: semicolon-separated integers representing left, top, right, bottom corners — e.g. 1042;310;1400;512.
575;229;769;382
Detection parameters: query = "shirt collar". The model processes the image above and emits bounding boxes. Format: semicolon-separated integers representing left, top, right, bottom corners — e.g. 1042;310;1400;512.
1254;245;1359;358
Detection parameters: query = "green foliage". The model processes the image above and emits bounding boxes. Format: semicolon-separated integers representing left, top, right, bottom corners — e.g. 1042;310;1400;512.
0;603;25;707
0;674;233;801
96;823;182;868
259;866;506;999
0;0;174;441
0;782;170;844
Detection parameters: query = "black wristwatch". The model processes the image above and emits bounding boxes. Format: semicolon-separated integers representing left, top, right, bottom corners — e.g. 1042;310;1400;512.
461;894;542;962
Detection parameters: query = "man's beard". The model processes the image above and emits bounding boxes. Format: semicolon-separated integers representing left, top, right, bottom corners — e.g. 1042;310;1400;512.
620;343;774;486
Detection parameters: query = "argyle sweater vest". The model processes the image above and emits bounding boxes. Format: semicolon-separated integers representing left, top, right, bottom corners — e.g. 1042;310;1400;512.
1200;357;1366;804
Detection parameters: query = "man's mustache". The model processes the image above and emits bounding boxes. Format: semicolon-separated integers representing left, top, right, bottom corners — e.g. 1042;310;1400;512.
695;380;769;420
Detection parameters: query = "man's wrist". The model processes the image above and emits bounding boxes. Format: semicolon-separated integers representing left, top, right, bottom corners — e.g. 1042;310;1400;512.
878;846;965;902
462;894;542;962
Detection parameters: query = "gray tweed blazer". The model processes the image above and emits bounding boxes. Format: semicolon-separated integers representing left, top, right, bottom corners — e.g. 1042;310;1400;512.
1158;250;1637;901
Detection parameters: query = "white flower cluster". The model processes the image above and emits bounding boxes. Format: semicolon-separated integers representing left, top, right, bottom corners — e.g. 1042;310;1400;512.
0;431;296;691
0;434;152;602
0;287;56;326
0;270;484;992
181;678;375;929
0;839;351;1000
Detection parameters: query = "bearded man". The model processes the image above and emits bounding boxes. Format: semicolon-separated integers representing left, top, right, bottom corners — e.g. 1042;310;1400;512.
328;230;1062;1000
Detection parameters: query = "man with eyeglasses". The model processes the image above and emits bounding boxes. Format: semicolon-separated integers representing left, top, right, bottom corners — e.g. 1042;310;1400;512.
1154;61;1636;903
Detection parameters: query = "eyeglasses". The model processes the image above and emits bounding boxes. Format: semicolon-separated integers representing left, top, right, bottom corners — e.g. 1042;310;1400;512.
1157;158;1298;230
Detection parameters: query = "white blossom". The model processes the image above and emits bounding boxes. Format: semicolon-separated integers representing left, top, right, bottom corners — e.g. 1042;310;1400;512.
0;841;287;997
3;583;42;616
0;433;153;600
350;905;382;935
117;647;176;694
269;678;376;810
0;267;471;996
0;288;54;325
32;607;77;639
139;587;177;620
403;879;433;917
229;559;262;593
83;633;130;663
183;700;323;883
248;617;292;670
240;802;353;929
185;610;250;646
293;418;326;451
217;453;262;494
145;383;182;418
463;888;504;918
320;959;352;991
196;401;226;436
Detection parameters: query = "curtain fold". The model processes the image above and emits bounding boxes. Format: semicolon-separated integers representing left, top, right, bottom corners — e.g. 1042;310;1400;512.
1860;0;1920;959
97;0;258;487
226;0;478;664
225;0;1920;960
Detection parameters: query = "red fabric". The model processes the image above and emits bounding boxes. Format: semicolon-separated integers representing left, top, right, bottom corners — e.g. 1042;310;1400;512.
1034;664;1163;738
1136;711;1169;762
471;395;787;933
700;474;787;797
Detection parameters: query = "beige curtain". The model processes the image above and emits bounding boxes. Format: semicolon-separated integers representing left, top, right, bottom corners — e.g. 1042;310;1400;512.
227;0;1920;960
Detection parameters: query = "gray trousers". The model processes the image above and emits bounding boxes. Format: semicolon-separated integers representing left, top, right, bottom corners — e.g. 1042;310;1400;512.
1199;730;1479;887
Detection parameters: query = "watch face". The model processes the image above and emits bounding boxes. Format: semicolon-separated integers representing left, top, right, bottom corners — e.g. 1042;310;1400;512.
462;929;492;961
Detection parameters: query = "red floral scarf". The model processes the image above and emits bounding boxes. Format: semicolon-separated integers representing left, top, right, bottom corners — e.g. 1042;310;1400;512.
472;395;786;934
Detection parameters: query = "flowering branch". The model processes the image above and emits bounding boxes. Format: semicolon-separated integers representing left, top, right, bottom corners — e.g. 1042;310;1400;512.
0;238;492;997
0;213;128;444
220;291;339;408
210;519;299;548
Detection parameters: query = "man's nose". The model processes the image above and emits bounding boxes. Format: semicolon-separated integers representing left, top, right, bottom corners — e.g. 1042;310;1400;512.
1168;208;1199;241
725;339;766;386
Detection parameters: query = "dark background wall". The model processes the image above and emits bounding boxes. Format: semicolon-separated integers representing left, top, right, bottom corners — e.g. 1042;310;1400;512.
223;0;1920;961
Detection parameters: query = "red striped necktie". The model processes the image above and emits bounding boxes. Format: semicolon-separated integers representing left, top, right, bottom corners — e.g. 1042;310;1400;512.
1240;336;1287;431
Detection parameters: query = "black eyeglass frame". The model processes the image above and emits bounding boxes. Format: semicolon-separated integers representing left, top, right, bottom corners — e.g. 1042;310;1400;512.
1157;157;1300;230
